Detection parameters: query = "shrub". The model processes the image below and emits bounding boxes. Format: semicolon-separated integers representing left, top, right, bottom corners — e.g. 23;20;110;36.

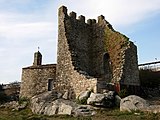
18;97;29;105
76;97;88;105
118;89;128;98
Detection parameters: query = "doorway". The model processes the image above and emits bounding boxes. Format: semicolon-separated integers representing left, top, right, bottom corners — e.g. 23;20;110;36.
103;53;112;82
48;78;53;91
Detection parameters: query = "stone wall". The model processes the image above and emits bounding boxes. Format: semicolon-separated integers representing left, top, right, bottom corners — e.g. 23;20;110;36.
56;6;139;97
104;26;139;86
56;6;98;98
20;64;56;98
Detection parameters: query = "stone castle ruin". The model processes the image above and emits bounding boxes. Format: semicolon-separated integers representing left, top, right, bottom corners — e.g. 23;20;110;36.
20;6;140;99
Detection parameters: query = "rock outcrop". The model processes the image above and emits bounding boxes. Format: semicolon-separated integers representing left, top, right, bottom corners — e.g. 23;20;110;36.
120;95;149;112
78;90;91;103
87;93;105;105
120;95;160;113
87;91;118;107
0;101;27;111
30;90;121;116
31;98;77;115
30;91;95;116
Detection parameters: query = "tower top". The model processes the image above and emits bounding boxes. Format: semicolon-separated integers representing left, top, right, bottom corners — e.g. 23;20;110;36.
33;50;42;66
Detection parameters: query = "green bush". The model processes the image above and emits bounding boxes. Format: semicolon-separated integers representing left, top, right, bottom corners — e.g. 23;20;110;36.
18;97;29;105
118;89;128;98
76;97;88;105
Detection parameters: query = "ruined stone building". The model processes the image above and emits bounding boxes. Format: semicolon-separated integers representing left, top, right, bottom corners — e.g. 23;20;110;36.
20;51;56;98
20;6;140;99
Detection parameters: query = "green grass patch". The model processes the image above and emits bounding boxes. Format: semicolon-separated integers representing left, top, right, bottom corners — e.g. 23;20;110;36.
1;107;160;120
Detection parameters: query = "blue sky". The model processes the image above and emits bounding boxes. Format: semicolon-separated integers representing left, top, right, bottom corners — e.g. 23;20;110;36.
0;0;160;84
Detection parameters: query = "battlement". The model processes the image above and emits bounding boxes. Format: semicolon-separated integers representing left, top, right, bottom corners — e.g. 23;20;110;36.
58;6;110;26
58;6;67;15
78;15;85;23
87;19;97;25
69;11;76;19
98;15;105;23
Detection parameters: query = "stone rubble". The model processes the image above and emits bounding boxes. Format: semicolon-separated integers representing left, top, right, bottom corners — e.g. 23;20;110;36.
30;90;120;116
2;92;160;116
30;91;98;116
87;91;117;108
0;101;27;111
78;90;91;102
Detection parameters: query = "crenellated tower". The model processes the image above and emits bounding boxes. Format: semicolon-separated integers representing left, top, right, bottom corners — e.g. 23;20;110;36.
56;6;140;98
20;6;140;99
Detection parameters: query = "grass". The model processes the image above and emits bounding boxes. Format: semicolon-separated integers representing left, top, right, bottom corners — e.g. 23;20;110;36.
0;107;160;120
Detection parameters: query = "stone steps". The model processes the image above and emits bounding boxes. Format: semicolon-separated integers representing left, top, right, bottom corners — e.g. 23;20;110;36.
74;105;95;117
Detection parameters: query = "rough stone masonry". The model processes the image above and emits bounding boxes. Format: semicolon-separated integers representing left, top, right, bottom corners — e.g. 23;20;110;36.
20;6;140;99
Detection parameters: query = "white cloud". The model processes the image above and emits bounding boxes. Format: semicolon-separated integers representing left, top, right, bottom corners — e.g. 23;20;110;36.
0;11;56;84
0;12;55;38
0;22;54;40
0;0;32;4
